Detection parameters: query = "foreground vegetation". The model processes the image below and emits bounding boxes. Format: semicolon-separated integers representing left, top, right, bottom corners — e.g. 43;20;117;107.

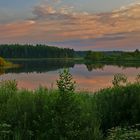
0;70;140;140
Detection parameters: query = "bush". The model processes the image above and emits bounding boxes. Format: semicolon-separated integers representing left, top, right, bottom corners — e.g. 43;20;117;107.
136;74;140;83
0;74;139;140
95;83;140;132
54;69;102;139
107;125;140;140
57;68;76;93
0;57;13;67
112;73;127;87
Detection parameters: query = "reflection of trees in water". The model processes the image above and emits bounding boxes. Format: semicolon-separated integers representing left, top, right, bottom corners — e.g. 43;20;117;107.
0;68;5;75
85;61;140;72
1;60;140;74
86;63;105;71
106;61;140;69
5;60;75;73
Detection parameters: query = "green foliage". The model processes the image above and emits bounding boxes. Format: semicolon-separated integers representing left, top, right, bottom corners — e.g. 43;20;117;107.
0;123;12;139
0;57;7;66
57;69;76;93
0;57;13;67
85;49;140;62
112;73;127;87
0;80;17;91
107;125;140;140
0;76;140;139
0;80;102;139
136;74;140;83
95;83;140;132
0;44;74;58
55;69;101;139
85;51;105;61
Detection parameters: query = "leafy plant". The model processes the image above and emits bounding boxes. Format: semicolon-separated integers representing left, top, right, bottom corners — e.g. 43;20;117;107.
0;74;139;139
136;74;140;83
112;73;127;87
57;69;76;93
0;80;17;91
0;123;12;140
107;125;140;140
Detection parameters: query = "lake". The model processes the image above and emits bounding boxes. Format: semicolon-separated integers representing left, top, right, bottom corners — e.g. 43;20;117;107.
0;59;140;92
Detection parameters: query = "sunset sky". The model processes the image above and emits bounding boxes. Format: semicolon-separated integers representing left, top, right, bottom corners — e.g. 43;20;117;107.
0;0;140;50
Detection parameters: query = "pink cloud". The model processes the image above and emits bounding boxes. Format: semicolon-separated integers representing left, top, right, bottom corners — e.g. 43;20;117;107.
0;2;140;50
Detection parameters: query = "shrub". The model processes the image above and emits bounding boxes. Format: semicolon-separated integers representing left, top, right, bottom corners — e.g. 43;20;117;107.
57;69;76;93
0;123;12;139
0;57;13;67
136;74;140;83
112;73;127;87
0;80;17;91
95;83;140;133
107;125;140;140
0;74;139;140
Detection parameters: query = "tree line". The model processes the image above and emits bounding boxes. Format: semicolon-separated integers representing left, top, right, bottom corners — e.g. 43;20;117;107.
0;44;75;58
85;49;140;61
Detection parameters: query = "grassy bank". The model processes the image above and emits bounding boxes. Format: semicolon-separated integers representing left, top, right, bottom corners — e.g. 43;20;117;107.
0;73;140;139
0;57;18;69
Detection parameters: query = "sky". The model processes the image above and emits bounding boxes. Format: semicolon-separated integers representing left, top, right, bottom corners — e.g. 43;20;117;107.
0;0;140;50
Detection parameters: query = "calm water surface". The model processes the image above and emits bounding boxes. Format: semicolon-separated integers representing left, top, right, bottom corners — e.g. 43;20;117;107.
0;60;140;92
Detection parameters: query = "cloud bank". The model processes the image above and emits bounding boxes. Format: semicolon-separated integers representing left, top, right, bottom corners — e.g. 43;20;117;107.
0;2;140;50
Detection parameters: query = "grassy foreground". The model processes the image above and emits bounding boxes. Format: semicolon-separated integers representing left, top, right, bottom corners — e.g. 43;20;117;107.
0;72;140;140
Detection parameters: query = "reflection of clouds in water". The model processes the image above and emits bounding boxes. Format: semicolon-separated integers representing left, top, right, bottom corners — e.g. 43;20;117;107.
71;65;140;77
0;72;59;90
0;65;140;92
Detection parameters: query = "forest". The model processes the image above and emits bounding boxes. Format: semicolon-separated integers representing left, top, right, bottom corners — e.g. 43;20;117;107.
0;44;74;58
0;44;140;61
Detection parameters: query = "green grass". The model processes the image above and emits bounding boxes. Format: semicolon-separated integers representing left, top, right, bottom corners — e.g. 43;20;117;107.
0;80;139;139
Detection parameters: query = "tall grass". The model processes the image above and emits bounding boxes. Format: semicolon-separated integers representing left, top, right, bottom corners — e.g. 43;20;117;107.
0;77;140;139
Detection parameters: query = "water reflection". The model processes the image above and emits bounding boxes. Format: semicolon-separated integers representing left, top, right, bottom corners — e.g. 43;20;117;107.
85;61;140;71
2;60;140;74
0;59;140;91
0;68;5;75
6;59;75;73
